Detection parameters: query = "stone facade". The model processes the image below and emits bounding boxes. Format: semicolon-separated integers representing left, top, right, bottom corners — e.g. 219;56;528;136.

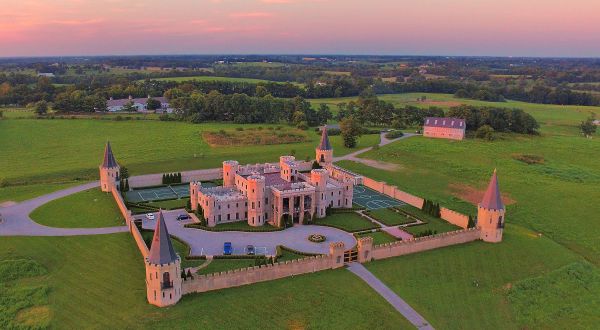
190;134;356;228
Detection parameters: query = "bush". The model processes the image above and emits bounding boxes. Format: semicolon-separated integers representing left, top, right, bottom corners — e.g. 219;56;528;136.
475;125;495;141
385;130;404;139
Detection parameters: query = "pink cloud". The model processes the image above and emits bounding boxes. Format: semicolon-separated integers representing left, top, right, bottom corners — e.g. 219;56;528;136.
229;11;273;18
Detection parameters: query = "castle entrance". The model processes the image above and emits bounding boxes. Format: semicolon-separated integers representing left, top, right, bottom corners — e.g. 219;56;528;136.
344;249;358;263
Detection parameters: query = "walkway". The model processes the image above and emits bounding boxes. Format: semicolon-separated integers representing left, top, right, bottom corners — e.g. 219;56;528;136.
347;263;434;330
333;132;419;170
0;181;128;236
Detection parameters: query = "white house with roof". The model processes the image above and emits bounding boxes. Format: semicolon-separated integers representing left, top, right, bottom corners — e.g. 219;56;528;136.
107;96;173;113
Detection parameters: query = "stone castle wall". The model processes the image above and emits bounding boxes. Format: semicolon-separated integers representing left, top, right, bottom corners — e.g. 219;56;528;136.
182;254;335;295
440;207;469;229
111;187;149;257
370;228;480;260
362;177;424;209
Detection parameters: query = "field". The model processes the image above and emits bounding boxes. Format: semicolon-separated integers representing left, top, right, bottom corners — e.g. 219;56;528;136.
313;212;380;232
365;225;587;329
0;234;413;329
0;119;379;190
202;127;308;146
0;181;83;204
354;230;398;245
29;188;125;228
138;75;293;85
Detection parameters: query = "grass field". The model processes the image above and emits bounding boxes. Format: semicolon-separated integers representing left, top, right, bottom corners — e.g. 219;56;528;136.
354;230;398;245
0;181;84;203
365;207;415;226
313;212;380;232
0;234;413;329
140;198;189;210
0;120;379;189
365;225;586;329
395;204;461;235
138;75;297;85
30;188;125;228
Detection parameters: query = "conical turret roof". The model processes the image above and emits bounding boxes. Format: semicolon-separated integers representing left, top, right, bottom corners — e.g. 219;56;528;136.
480;169;504;210
318;126;332;150
101;141;118;168
147;211;178;264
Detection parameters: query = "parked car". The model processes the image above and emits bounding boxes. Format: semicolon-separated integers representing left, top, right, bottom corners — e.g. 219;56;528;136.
246;245;255;255
146;213;155;220
176;214;190;221
223;242;233;255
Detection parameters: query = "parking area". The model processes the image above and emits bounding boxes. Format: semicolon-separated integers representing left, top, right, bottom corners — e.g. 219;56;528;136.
125;184;189;203
353;185;405;210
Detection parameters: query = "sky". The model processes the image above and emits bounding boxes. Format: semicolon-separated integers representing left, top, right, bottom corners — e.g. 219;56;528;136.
0;0;599;57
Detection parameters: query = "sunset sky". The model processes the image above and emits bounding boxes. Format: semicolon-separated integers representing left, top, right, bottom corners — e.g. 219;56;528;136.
1;0;599;57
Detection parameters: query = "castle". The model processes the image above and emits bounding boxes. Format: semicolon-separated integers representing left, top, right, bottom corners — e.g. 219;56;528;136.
189;127;356;227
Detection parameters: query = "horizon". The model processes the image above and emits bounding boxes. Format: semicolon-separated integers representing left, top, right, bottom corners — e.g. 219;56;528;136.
1;0;600;57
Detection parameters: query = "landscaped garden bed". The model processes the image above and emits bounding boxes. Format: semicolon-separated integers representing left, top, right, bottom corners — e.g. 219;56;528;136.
185;221;283;232
308;234;326;243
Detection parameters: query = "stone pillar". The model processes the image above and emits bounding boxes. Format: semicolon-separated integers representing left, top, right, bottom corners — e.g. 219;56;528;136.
329;242;345;269
357;237;373;263
299;195;305;224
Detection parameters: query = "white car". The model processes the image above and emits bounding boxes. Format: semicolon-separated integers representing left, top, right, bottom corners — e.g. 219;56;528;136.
146;213;155;220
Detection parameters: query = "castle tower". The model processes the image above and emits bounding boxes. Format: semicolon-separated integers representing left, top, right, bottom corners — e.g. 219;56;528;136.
99;141;120;192
477;169;505;243
189;182;200;211
246;174;266;227
341;179;354;208
279;156;297;182
311;169;329;218
316;126;333;165
329;242;345;268
357;236;373;263
222;160;239;187
145;211;182;307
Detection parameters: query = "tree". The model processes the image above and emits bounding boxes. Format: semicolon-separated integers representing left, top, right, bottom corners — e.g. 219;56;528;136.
121;101;137;112
34;100;48;115
312;160;322;169
468;215;476;228
340;117;362;148
475;125;495;141
580;116;597;138
317;103;332;125
120;166;129;179
146;98;162;111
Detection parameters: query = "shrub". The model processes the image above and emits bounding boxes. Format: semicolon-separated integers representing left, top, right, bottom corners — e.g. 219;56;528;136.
475;125;495;140
385;130;404;139
236;127;244;131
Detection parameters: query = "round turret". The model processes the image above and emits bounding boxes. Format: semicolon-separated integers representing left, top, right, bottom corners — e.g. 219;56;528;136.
246;175;266;227
223;160;239;187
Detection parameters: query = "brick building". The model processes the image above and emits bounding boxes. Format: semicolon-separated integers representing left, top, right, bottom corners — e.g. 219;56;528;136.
423;117;466;140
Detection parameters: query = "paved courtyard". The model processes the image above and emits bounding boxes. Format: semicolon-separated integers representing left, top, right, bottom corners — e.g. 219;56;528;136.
138;209;357;256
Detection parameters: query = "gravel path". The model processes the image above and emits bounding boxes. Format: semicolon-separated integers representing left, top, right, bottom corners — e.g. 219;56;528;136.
348;263;434;329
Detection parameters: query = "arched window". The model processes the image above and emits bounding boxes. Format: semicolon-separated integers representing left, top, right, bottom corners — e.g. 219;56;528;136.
163;271;170;285
320;154;325;162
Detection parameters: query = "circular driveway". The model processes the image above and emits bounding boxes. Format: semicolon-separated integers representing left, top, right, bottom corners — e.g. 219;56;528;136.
140;209;357;257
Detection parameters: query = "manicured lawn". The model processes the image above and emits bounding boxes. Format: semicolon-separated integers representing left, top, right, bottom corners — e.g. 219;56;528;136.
365;225;586;329
313;212;380;232
0;234;413;329
395;204;461;235
0;181;84;203
213;221;281;231
276;247;315;262
0;119;379;188
30;188;125;228
140;198;189;210
355;230;398;245
365;207;415;226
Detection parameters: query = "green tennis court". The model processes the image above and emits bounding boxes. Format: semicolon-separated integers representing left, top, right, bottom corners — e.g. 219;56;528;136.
125;184;190;203
353;185;404;210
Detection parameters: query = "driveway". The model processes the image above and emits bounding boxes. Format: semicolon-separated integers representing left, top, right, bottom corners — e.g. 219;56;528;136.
139;209;357;256
0;181;128;236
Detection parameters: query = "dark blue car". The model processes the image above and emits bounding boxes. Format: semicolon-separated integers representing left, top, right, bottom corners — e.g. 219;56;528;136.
223;242;233;255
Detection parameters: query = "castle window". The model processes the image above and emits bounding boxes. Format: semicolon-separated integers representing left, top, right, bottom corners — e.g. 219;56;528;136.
258;201;261;207
265;198;268;204
252;202;255;209
236;213;239;219
227;214;230;220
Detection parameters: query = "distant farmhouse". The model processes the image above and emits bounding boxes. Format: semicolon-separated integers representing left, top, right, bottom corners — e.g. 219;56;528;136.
37;72;55;77
593;119;600;126
423;117;466;140
107;95;173;113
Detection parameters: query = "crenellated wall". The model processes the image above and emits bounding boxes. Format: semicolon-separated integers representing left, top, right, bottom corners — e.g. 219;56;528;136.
362;177;424;208
182;254;335;295
111;187;149;257
440;207;469;229
369;228;480;260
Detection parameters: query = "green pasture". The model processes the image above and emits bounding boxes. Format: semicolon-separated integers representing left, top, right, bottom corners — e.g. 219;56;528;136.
0;119;378;188
0;181;83;203
29;188;125;228
0;234;413;329
364;207;415;226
